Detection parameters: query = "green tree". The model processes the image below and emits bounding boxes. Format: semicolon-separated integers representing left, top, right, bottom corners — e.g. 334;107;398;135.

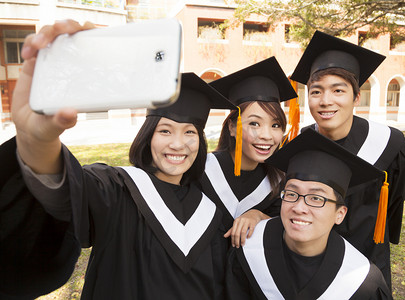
231;0;405;46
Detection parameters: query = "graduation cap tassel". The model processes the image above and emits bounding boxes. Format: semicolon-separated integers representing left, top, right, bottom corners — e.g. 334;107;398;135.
373;171;389;244
288;97;300;140
280;81;300;148
288;80;300;141
234;106;243;176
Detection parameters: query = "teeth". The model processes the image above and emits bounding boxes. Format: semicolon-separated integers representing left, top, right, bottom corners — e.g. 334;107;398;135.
166;155;186;161
292;220;310;225
320;112;335;116
255;145;271;150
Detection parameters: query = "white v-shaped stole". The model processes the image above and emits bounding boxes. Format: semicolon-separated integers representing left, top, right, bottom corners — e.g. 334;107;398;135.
357;120;390;165
121;166;216;256
242;219;284;299
205;153;272;218
243;220;370;300
319;240;370;300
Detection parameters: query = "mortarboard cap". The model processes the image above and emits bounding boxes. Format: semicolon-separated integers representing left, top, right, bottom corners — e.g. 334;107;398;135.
147;72;236;128
290;31;386;87
210;57;297;105
265;128;383;198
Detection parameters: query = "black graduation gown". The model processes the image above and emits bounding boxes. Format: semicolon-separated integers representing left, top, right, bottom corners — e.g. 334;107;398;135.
200;151;281;231
304;116;405;288
226;217;393;300
0;137;80;300
60;146;227;300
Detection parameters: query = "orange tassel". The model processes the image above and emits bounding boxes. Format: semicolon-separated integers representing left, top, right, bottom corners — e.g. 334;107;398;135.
281;80;300;148
288;97;300;140
234;106;243;176
373;171;389;244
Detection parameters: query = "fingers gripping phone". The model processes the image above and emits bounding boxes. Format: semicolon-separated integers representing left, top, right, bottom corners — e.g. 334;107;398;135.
29;18;182;115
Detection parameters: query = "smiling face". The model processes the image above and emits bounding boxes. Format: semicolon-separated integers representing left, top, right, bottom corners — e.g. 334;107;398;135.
308;74;360;141
281;179;347;256
229;102;284;170
150;117;199;185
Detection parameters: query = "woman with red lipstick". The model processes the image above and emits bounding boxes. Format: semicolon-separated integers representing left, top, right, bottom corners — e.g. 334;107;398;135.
10;20;237;299
200;57;298;248
226;129;392;300
290;31;405;290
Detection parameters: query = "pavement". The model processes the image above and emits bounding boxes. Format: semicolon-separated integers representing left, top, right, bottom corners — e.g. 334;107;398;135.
0;115;225;146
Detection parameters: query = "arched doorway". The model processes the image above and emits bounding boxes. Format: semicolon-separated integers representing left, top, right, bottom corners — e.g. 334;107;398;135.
386;79;400;121
200;69;228;137
200;70;224;83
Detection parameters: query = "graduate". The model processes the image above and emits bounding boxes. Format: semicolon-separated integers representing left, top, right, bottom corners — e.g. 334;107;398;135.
11;20;237;299
201;57;297;248
290;31;405;288
226;128;392;300
0;137;80;299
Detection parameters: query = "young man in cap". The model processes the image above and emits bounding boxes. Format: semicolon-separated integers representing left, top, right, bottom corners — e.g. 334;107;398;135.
290;31;405;289
226;128;392;300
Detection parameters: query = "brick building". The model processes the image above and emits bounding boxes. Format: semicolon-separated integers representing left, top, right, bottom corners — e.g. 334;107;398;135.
1;0;405;131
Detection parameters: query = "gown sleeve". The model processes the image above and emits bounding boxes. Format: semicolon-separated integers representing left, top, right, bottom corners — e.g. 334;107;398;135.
352;263;393;300
0;137;80;299
386;142;405;244
225;247;259;300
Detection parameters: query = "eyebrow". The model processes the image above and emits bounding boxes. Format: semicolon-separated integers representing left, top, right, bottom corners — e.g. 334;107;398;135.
156;122;173;128
247;114;264;119
309;82;349;90
285;183;327;194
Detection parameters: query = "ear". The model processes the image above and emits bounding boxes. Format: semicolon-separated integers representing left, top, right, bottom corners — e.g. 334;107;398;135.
228;119;236;137
335;206;348;225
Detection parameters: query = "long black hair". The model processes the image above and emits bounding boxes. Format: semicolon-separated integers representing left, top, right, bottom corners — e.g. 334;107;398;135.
129;116;208;185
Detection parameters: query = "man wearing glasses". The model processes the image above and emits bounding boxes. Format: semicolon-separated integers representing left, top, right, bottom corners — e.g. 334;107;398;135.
226;128;392;299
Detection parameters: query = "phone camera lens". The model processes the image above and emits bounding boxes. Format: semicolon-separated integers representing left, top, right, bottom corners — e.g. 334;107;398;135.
155;51;165;62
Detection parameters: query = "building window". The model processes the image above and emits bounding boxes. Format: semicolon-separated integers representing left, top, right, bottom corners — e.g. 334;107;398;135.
387;80;400;107
3;30;35;64
285;24;292;43
359;81;371;106
390;34;405;51
198;19;225;40
297;83;306;108
243;23;270;42
358;31;379;50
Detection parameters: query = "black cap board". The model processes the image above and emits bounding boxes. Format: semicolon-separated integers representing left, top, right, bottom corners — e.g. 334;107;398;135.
290;31;386;87
210;57;297;105
265;128;383;198
147;72;236;128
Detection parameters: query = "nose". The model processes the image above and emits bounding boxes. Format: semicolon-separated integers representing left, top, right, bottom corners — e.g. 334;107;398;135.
319;91;333;106
291;195;309;213
257;126;273;141
169;134;186;150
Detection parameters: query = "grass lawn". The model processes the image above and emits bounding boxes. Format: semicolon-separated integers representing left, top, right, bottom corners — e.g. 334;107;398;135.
37;142;405;299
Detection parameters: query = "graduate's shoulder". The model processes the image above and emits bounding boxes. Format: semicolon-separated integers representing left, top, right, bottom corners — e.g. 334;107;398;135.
82;162;130;185
360;263;393;300
387;124;405;145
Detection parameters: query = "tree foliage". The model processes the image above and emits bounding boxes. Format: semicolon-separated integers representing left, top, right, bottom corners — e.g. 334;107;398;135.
230;0;405;46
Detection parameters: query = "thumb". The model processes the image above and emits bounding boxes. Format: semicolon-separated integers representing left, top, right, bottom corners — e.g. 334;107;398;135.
224;228;232;238
54;108;78;130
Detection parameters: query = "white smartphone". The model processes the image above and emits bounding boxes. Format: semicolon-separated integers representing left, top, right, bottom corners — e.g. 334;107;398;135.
30;18;182;115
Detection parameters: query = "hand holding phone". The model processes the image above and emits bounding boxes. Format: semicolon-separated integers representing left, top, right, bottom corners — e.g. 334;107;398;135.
29;18;182;115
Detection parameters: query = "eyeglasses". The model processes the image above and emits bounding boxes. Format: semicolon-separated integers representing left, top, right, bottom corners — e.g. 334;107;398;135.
280;189;338;208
